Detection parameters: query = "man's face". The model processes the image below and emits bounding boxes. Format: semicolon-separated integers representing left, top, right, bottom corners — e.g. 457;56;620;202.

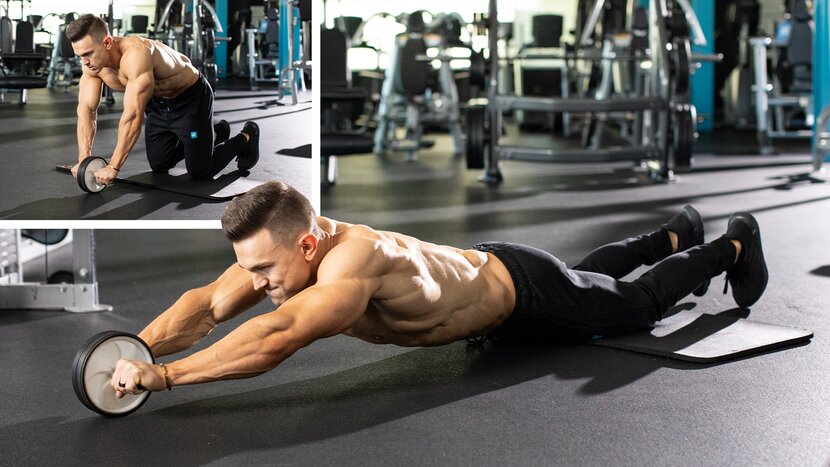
233;228;314;306
72;35;111;72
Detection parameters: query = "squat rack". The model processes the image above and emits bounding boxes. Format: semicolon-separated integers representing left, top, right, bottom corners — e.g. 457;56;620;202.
0;230;110;313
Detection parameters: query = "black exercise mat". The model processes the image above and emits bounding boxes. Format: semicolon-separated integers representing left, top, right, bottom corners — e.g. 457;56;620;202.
590;309;813;363
277;144;312;158
56;163;266;201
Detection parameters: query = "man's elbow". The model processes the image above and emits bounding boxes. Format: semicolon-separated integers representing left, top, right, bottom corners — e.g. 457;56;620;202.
77;106;97;120
255;333;302;372
261;320;307;360
120;108;145;126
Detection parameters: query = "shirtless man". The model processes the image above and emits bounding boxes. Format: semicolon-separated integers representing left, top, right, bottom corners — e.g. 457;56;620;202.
110;181;768;395
66;14;260;185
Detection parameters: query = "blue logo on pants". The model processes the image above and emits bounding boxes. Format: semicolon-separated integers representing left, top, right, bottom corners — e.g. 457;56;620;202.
190;131;198;139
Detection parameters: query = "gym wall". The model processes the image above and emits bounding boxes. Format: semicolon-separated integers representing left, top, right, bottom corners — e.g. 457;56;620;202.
19;0;156;42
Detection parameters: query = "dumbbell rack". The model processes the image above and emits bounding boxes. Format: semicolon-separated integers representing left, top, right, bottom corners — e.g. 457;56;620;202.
0;230;111;313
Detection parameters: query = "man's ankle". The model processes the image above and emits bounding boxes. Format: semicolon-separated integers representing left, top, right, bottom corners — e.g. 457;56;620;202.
667;230;679;253
240;131;250;142
730;239;741;264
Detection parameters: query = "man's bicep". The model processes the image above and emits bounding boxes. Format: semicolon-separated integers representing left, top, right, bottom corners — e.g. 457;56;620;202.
77;73;103;112
206;263;267;322
121;50;155;113
282;280;374;346
122;71;154;114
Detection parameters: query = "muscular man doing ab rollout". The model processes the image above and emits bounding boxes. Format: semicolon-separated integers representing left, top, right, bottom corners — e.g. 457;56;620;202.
110;181;768;395
67;14;259;186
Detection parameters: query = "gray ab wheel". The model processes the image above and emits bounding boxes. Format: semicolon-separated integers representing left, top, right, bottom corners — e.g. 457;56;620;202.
71;331;154;417
76;156;109;193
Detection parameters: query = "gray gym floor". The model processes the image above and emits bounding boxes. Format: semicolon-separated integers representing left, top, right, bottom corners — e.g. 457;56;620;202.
315;129;829;464
0;127;827;464
0;85;313;220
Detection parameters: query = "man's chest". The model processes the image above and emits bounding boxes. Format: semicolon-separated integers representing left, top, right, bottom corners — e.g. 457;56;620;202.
97;68;128;92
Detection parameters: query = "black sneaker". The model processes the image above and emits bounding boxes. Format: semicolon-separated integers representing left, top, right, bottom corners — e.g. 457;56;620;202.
237;121;260;171
723;212;769;308
663;205;710;296
214;120;230;146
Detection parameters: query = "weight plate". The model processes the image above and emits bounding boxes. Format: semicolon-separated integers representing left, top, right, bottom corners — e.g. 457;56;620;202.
469;50;487;89
204;30;216;61
466;106;486;169
672;103;696;172
76;156;109;193
673;38;691;96
204;63;218;92
72;331;154;417
668;9;690;39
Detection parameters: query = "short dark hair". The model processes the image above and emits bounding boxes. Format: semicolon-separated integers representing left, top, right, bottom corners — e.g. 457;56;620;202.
222;181;318;243
66;14;110;43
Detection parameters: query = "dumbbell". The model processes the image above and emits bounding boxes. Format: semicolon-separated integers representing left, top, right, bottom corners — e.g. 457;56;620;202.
71;331;154;417
76;156;110;193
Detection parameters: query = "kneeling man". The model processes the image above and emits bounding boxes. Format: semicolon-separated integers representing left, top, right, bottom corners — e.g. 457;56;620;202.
68;14;259;185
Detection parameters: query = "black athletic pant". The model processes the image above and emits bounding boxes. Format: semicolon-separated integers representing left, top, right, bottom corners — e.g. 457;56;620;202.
144;75;247;179
474;230;736;344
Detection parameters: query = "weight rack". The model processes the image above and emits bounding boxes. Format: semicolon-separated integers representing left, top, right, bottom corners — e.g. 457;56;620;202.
0;230;111;313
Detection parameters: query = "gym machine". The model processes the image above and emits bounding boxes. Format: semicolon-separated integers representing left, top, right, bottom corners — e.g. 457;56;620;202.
157;0;224;90
815;0;830;176
466;0;718;184
748;0;814;154
813;104;830;173
0;229;110;313
277;0;311;104
373;11;468;159
514;15;582;133
719;0;761;130
245;0;309;98
245;7;279;89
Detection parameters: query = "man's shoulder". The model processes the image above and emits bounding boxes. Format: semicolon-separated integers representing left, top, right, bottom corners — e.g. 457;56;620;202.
119;38;153;62
119;35;151;49
329;232;383;261
320;230;390;278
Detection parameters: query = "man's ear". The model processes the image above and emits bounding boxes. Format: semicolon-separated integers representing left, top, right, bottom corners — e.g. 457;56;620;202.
298;233;318;261
103;35;114;50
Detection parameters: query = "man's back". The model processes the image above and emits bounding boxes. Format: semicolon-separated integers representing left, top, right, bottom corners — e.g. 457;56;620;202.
318;217;516;346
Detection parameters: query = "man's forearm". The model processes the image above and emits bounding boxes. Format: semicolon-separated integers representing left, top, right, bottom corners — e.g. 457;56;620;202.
109;108;144;168
165;313;299;387
138;289;219;358
77;109;97;160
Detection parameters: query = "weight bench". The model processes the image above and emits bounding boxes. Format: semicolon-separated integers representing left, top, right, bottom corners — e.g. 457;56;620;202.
320;27;374;185
321;134;374;186
0;18;47;105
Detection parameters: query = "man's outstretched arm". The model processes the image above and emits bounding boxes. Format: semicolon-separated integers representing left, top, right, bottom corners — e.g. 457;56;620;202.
113;242;381;396
138;263;268;358
114;276;374;396
165;277;374;386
